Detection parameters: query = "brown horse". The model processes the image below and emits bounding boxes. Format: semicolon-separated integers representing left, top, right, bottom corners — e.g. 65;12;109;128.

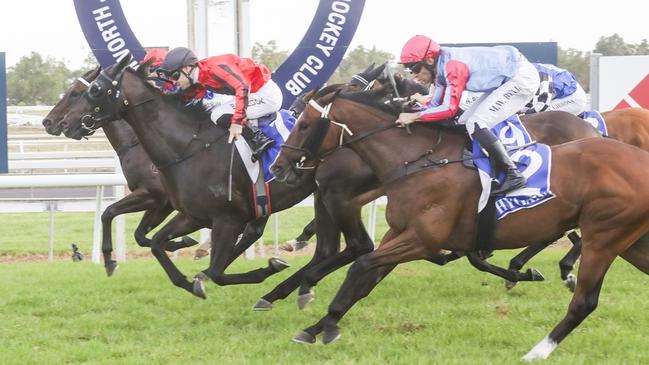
272;88;649;360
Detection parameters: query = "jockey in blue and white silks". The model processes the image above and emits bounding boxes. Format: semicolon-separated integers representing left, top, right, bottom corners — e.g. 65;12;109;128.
461;63;587;116
396;35;540;194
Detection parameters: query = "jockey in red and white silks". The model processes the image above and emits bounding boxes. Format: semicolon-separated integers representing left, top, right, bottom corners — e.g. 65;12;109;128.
396;35;540;194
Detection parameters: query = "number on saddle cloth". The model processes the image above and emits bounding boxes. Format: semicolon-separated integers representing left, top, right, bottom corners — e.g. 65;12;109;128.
472;115;555;219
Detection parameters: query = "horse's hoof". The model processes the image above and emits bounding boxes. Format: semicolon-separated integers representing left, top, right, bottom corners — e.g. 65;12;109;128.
322;327;341;345
192;278;207;299
105;261;118;277
253;298;273;311
297;290;315;310
292;331;316;344
279;240;296;252
564;273;577;292
194;248;209;260
528;268;545;281
505;280;517;291
269;257;290;272
181;235;198;246
293;240;309;251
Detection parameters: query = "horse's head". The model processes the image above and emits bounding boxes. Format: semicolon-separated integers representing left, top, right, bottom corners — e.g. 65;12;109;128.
271;87;345;185
43;66;102;136
60;55;135;140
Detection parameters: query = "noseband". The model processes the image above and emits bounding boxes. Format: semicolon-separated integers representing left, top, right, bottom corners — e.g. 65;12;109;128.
81;68;129;132
280;98;354;169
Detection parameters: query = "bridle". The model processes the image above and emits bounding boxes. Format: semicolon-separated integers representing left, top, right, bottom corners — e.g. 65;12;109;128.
280;92;400;169
81;67;130;133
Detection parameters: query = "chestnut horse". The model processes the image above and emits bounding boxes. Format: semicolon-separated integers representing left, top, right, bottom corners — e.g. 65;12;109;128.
272;88;649;360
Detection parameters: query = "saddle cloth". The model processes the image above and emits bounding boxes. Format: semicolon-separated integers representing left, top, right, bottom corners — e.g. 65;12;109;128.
582;110;608;136
235;109;297;183
473;115;555;219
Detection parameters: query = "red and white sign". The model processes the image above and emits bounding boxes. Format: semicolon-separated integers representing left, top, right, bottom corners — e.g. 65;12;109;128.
597;55;649;110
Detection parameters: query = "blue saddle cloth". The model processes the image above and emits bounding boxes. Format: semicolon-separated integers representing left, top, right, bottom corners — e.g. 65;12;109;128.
472;115;555;219
582;110;608;136
257;109;297;182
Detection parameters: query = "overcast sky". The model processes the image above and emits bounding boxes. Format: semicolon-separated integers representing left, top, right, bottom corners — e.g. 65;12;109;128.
1;0;647;69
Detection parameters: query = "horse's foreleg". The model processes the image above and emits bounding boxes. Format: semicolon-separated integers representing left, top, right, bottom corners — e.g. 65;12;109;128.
255;198;342;311
298;196;374;301
100;189;159;276
522;248;615;361
149;212;203;296
133;204;173;248
224;216;269;266
196;217;286;291
294;229;427;345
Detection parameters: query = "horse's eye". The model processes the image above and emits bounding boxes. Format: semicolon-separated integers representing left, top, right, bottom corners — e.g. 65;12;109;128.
70;90;80;98
299;122;309;130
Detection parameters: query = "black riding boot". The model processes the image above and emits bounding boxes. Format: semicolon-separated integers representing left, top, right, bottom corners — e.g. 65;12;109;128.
241;124;275;162
472;127;527;195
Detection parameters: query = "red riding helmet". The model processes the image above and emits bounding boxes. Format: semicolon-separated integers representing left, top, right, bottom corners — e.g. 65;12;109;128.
399;35;441;64
142;48;168;68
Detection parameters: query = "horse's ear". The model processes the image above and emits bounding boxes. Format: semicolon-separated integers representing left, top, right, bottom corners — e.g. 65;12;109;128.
367;63;387;82
137;58;155;77
363;63;376;75
116;53;132;71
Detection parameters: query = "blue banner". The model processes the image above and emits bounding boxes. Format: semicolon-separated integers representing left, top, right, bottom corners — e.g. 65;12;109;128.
74;0;365;108
272;0;365;108
73;0;145;68
0;53;6;173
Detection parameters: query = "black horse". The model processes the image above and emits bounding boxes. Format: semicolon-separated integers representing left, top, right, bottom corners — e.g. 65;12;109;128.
43;67;282;277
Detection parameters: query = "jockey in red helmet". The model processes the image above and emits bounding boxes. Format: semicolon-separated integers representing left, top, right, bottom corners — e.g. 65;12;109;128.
143;48;168;69
158;47;280;161
396;35;540;195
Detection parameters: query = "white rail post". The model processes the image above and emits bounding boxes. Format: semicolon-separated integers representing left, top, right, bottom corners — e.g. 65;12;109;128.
48;202;56;263
92;185;105;264
367;200;377;243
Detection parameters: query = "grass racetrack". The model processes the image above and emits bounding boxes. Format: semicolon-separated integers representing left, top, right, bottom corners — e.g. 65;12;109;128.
2;207;649;363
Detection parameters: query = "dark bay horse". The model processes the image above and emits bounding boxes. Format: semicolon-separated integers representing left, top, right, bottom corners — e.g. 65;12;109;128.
272;88;649;360
43;68;283;278
55;57;328;298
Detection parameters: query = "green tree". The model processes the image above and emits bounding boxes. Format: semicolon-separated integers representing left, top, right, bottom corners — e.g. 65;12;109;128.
633;39;649;55
558;47;591;92
7;52;72;105
328;45;395;84
594;33;634;56
251;40;288;71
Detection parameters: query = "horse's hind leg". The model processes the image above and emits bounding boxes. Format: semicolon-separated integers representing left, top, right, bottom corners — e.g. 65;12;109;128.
523;247;615;360
466;252;545;284
620;232;649;275
559;231;582;292
281;218;316;252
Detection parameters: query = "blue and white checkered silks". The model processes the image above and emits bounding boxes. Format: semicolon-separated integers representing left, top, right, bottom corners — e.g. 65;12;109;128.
582;110;608;136
258;109;297;182
473;115;556;219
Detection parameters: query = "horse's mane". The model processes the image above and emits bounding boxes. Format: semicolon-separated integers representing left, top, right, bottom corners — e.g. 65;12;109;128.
337;88;401;116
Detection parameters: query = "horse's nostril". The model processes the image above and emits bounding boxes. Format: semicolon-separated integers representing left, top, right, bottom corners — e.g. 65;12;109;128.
42;119;52;127
61;121;69;128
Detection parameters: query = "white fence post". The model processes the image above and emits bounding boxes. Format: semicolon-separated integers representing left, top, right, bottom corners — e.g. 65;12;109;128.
274;214;279;255
113;155;126;262
48;202;56;263
92;185;105;264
